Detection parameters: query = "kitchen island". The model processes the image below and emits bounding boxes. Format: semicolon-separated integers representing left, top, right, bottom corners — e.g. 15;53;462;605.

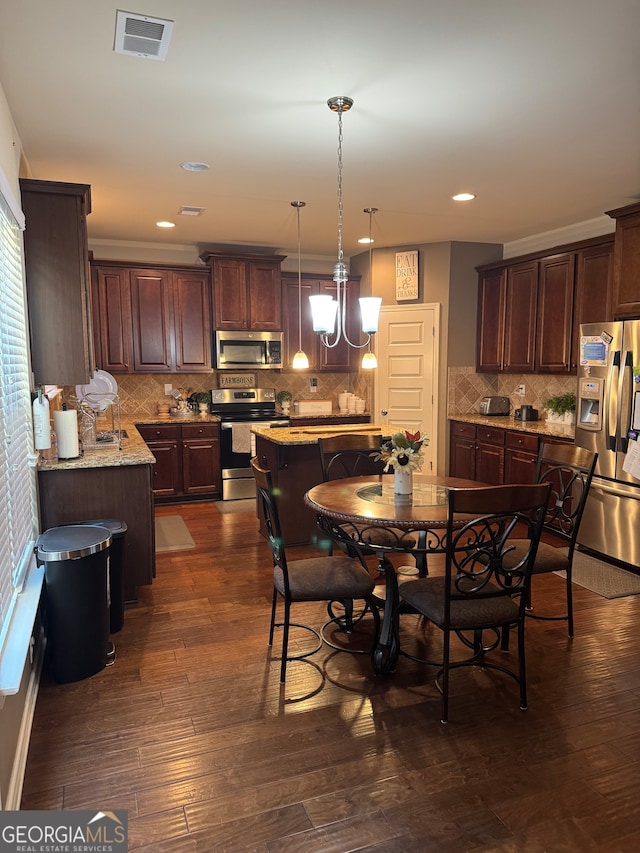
37;417;157;602
252;424;387;546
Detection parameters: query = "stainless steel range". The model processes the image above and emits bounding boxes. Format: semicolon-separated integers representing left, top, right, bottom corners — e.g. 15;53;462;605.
210;388;288;500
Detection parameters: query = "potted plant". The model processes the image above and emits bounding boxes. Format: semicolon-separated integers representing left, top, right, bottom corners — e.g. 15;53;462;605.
276;389;292;415
543;392;576;424
193;391;211;414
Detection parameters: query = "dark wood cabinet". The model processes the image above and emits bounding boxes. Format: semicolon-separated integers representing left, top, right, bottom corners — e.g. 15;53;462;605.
137;424;181;498
137;422;221;501
536;253;574;373
504;430;539;484
571;241;614;369
91;262;212;373
200;252;285;331
282;273;361;371
606;202;640;320
475;425;505;485
477;261;537;373
503;261;538;373
449;421;477;479
449;420;571;485
38;463;155;603
20;179;93;386
477;269;505;372
181;423;221;496
130;268;173;371
477;236;614;375
92;266;132;372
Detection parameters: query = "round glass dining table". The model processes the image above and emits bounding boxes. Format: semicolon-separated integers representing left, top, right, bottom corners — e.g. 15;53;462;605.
304;472;481;675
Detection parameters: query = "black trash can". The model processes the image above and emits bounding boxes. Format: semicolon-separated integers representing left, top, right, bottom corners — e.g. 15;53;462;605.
36;525;112;684
62;518;128;633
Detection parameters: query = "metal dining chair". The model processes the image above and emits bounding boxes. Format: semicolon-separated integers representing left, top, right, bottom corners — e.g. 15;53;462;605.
506;442;598;637
251;457;380;682
398;483;551;723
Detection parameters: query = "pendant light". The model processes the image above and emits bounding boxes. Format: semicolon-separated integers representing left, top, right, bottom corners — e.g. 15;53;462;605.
361;207;379;370
291;201;309;369
308;96;382;359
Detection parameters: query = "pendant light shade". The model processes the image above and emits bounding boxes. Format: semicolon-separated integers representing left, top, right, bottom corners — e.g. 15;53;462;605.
291;201;309;369
359;297;382;334
307;97;382;367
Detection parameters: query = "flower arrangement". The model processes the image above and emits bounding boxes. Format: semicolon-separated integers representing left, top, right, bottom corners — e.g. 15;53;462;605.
371;430;428;473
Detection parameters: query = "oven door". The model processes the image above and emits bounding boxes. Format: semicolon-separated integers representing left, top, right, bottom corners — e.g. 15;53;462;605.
219;420;286;499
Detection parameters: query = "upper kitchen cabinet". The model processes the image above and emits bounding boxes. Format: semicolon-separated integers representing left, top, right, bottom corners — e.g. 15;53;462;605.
20;179;93;386
606;202;640;320
503;261;538;372
199;251;285;331
477;269;506;371
476;261;537;372
91;261;212;373
282;273;361;371
536;253;574;373
571;239;614;369
477;236;613;374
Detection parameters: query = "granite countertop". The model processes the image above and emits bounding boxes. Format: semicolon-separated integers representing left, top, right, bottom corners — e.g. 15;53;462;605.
37;412;223;472
38;417;153;472
253;423;386;446
449;412;575;441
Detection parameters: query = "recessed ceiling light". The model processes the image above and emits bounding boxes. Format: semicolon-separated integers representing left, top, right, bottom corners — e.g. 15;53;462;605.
180;161;210;172
156;220;175;229
452;192;476;202
358;237;374;244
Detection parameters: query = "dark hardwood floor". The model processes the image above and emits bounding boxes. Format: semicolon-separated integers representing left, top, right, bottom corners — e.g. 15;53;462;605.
21;500;640;852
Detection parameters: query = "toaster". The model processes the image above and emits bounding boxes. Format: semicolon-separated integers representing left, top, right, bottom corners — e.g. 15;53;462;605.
479;395;510;416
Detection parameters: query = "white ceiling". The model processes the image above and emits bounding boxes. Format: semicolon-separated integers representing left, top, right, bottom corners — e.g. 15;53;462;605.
1;0;639;261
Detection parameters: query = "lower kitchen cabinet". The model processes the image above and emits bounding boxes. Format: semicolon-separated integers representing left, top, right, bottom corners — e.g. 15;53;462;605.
449;420;570;485
137;422;221;502
38;463;154;604
504;430;539;483
475;425;506;485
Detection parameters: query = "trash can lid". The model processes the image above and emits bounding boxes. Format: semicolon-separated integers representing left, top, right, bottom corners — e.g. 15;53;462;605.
36;525;112;561
63;518;128;537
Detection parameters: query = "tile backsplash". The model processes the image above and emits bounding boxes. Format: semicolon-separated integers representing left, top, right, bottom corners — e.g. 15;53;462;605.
66;371;374;417
448;366;577;416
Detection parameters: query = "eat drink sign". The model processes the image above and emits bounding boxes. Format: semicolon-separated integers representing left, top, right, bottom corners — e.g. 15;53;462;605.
395;251;418;301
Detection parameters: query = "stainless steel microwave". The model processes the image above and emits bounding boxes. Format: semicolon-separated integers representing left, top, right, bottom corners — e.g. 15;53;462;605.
214;330;283;369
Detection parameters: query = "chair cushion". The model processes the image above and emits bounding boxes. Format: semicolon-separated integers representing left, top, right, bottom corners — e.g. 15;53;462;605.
506;540;570;575
275;556;375;602
399;577;520;629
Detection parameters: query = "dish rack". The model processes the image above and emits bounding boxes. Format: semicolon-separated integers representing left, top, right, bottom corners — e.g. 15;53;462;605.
80;396;123;451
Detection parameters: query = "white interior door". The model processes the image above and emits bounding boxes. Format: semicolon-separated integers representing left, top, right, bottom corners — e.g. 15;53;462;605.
374;304;439;473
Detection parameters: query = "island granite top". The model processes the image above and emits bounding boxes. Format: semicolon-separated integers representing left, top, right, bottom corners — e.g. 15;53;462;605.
252;424;387;446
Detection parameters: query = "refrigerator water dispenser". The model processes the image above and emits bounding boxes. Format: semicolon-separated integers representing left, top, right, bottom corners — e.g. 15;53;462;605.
578;377;603;430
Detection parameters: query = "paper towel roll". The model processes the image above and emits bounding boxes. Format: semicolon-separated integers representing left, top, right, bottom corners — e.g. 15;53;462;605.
53;409;80;459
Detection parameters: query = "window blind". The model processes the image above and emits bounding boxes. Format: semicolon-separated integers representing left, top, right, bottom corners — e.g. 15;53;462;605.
0;185;38;654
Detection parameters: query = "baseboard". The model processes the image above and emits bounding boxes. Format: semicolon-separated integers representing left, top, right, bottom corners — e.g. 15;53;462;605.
5;626;45;810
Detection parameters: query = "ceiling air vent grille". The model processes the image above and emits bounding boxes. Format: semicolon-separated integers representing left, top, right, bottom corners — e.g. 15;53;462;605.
178;206;205;217
114;11;174;61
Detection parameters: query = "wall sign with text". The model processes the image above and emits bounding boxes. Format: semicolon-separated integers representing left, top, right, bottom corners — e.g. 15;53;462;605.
218;373;256;388
395;251;419;301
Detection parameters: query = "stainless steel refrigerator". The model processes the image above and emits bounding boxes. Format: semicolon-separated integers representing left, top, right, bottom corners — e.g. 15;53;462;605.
575;320;640;568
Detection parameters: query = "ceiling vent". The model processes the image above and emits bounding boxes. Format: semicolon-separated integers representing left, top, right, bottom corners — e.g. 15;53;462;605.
178;206;205;217
114;10;174;61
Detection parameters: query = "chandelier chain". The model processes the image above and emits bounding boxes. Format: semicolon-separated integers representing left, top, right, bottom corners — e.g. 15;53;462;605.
336;106;344;264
